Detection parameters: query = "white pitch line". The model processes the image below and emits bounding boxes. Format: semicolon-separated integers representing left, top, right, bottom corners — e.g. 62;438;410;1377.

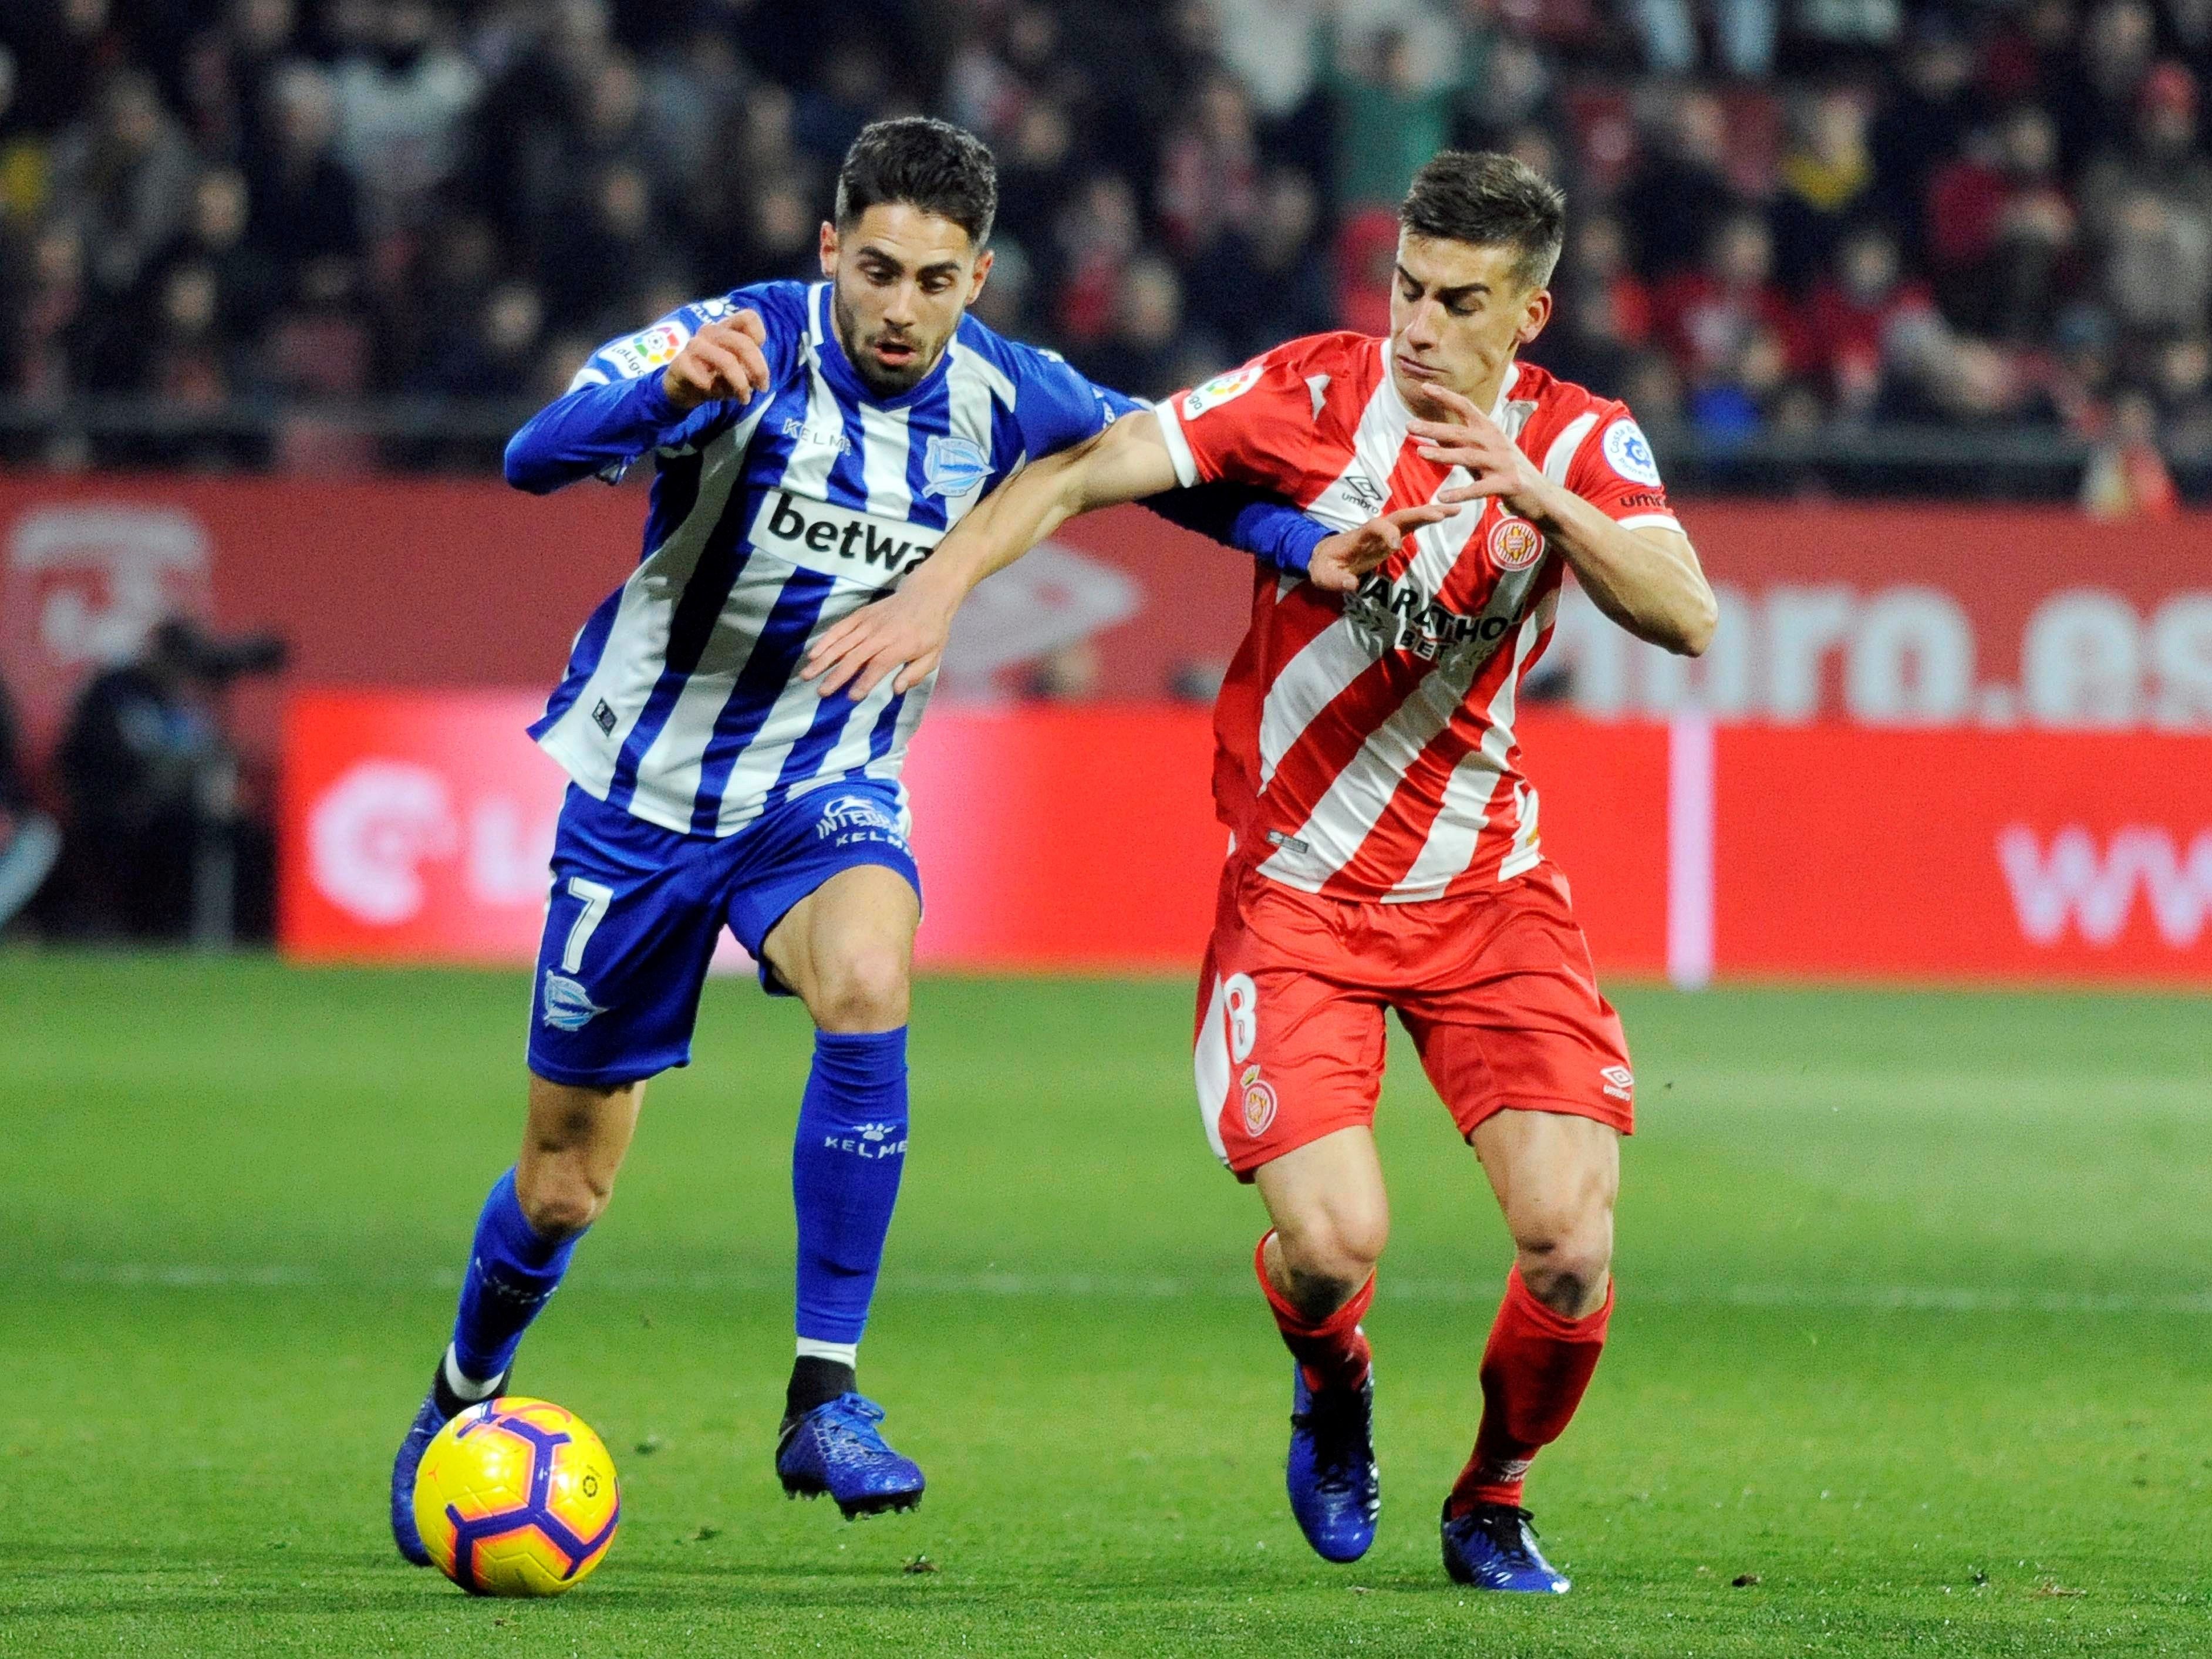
35;1262;2212;1316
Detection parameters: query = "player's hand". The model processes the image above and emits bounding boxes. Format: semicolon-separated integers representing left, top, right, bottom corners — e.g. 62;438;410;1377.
801;579;959;701
1407;385;1549;513
661;311;771;410
1307;502;1454;594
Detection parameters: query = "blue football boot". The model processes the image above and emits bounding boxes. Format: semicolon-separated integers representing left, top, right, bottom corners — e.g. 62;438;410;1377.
775;1392;925;1518
389;1359;507;1566
1285;1364;1380;1563
1440;1499;1571;1593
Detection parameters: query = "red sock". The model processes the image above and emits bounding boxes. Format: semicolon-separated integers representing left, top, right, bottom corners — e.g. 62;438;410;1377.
1253;1230;1374;1392
1449;1266;1612;1515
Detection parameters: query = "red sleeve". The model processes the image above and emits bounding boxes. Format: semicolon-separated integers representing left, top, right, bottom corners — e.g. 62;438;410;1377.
1566;403;1681;532
1155;335;1349;503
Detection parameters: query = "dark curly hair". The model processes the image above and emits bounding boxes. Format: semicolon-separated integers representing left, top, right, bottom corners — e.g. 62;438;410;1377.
835;117;998;249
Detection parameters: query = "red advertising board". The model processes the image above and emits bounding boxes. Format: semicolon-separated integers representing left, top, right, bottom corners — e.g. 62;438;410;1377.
1712;726;2212;981
10;472;2208;981
278;690;2209;984
279;690;562;965
277;693;1670;976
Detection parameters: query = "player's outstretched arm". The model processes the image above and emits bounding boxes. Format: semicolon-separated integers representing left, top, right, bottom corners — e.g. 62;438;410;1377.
1080;375;1338;580
503;312;774;495
1132;488;1449;591
1408;385;1717;656
800;409;1186;700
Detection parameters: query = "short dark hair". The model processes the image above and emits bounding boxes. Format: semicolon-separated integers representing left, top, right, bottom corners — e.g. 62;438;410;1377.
1399;151;1566;289
835;116;997;249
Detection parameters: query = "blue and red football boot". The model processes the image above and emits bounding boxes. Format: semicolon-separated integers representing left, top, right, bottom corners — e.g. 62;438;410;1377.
1285;1363;1381;1563
1440;1499;1571;1593
775;1392;925;1518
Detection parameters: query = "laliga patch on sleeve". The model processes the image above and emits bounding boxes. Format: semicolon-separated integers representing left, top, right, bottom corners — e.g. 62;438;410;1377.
602;320;692;382
1600;418;1663;486
1182;362;1265;420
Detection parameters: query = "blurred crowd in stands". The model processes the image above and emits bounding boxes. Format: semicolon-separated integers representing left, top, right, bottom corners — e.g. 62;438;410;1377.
5;0;2212;490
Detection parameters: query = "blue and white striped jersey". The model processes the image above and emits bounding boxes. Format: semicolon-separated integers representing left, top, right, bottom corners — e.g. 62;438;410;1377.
508;279;1323;839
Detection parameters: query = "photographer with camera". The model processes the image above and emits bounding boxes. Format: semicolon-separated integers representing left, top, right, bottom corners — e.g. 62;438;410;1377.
55;617;286;943
0;672;61;935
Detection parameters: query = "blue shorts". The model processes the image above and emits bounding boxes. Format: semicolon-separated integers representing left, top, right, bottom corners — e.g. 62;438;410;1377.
527;780;922;1088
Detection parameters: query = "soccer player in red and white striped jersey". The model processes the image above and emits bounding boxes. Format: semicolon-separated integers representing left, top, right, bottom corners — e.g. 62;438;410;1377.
805;151;1717;1590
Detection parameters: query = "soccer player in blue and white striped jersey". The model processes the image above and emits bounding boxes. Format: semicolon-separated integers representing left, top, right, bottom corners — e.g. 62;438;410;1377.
389;117;1409;1552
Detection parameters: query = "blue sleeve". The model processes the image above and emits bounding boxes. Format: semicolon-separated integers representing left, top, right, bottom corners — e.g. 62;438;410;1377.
503;288;800;494
1139;485;1327;575
504;372;701;494
1080;375;1327;575
1011;349;1118;457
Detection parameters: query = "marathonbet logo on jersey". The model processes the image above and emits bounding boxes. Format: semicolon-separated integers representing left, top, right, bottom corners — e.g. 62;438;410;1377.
1344;569;1522;662
750;489;943;588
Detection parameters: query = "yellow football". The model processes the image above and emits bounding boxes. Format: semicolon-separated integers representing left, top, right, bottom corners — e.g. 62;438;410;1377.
412;1396;619;1596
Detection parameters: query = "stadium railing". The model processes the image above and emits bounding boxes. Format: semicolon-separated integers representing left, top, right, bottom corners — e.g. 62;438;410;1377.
0;397;2126;501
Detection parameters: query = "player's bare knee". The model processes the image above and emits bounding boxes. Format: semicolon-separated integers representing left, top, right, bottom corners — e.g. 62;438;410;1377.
811;945;911;1032
1274;1213;1385;1316
515;1159;611;1240
1513;1223;1613;1316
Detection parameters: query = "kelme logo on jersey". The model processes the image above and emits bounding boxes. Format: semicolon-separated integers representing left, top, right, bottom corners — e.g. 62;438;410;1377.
1601;419;1663;486
922;433;990;498
750;488;944;588
1488;515;1545;572
1182;362;1264;420
541;972;606;1031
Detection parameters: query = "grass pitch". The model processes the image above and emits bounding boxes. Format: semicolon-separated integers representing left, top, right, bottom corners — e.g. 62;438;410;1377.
0;955;2207;1655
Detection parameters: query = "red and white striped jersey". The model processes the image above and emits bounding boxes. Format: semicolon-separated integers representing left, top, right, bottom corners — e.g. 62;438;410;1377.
1155;332;1681;903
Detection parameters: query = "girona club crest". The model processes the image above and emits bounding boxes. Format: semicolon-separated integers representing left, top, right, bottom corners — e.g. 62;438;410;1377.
1239;1064;1279;1137
1488;514;1545;572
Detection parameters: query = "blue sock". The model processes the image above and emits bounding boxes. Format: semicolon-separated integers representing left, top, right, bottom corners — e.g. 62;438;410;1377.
791;1028;910;1351
449;1168;582;1385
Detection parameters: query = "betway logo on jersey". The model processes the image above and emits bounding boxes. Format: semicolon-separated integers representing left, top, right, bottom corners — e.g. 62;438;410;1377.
1344;569;1519;662
748;489;943;589
1998;825;2212;947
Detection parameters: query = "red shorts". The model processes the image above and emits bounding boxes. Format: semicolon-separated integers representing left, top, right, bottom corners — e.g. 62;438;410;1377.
1192;858;1634;1178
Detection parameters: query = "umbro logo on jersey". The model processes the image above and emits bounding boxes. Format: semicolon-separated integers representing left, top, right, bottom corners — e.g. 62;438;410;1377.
751;488;943;588
1601;1065;1634;1101
1342;474;1387;517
